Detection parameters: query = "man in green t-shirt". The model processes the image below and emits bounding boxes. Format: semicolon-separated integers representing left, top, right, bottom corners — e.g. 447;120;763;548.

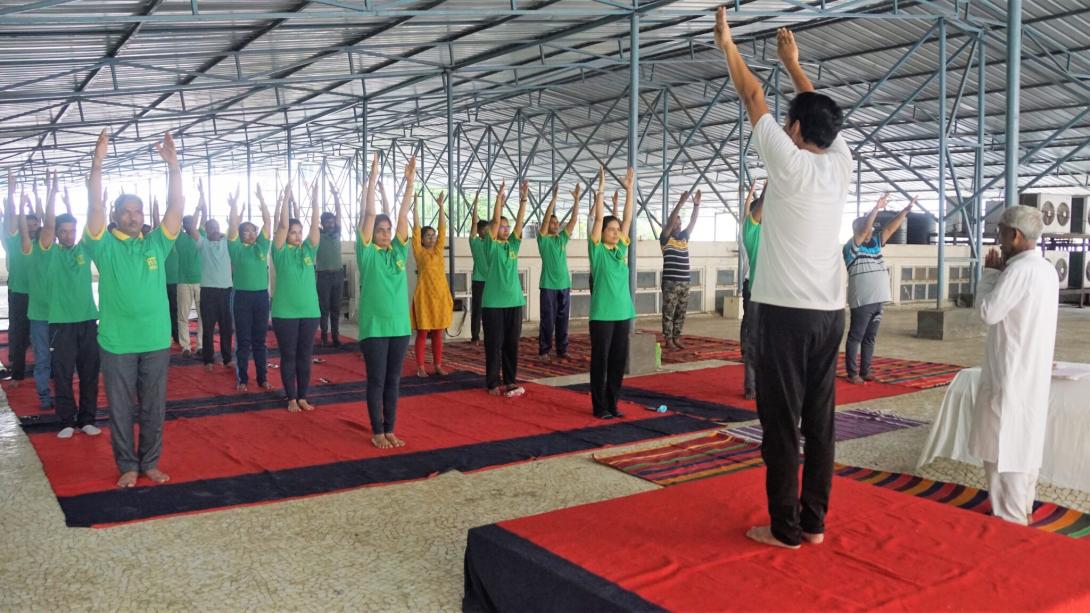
316;185;346;348
740;180;763;400
468;196;490;346
482;180;528;397
174;211;203;357
37;178;102;439
17;181;54;409
83;129;185;489
3;171;34;382
535;183;579;362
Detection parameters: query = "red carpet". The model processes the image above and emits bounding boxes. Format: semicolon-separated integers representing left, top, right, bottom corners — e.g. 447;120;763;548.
27;380;716;526
465;469;1090;612
565;364;919;422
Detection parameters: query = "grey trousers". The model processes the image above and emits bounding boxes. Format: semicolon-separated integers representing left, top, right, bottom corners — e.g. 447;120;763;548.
101;348;171;474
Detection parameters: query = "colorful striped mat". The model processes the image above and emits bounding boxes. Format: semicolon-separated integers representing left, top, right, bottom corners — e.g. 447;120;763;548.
724;408;927;444
835;465;1090;539
837;356;963;390
594;435;1090;540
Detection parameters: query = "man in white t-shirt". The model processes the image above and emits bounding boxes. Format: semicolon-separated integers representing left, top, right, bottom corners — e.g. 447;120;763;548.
716;7;852;550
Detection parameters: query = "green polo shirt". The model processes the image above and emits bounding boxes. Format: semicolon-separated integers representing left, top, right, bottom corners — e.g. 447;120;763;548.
469;236;489;282
174;231;201;284
588;237;636;321
271;241;320;319
47;241;98;324
228;232;271;292
742;214;761;281
85;226;177;354
26;241;52;321
482;234;524;309
5;232;29;294
164;245;179;284
537;230;571;290
355;233;410;340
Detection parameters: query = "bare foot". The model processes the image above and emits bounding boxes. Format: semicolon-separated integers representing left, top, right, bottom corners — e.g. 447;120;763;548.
848;375;865;385
224;361;235;369
488;387;504;396
298;399;315;411
204;363;214;372
384;433;406;447
116;471;138;488
802;531;825;545
745;526;800;550
417;367;429;378
435;365;448;376
259;381;274;390
144;468;170;484
371;435;392;449
9;380;19;389
471;340;481;347
236;383;248;392
287;399;301;413
538;354;552;363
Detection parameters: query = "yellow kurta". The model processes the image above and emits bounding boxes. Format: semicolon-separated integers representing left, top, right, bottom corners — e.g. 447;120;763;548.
411;221;454;330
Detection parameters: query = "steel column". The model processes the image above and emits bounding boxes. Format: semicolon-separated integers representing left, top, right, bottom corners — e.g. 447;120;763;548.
446;71;455;297
662;92;669;223
973;31;986;293
628;7;638;304
936;18;947;309
1005;0;1022;207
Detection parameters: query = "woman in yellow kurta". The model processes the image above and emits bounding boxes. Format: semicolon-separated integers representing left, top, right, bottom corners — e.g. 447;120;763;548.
411;194;454;377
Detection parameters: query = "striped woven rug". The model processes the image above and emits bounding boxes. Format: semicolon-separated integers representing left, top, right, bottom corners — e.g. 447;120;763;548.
835;465;1090;539
724;408;927;444
594;436;1090;539
836;356;963;390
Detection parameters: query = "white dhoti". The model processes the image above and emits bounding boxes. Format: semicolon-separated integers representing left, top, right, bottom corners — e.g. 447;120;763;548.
983;461;1038;525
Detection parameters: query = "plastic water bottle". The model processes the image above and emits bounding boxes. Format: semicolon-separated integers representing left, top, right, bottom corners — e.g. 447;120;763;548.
647;404;668;413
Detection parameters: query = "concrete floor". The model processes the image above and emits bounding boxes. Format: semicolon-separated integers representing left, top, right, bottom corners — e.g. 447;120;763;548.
1;306;1088;610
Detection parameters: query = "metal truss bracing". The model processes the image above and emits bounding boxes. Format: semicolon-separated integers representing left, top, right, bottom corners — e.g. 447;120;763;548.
1;0;1090;303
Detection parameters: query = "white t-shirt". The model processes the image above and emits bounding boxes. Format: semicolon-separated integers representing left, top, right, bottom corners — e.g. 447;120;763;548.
750;113;852;311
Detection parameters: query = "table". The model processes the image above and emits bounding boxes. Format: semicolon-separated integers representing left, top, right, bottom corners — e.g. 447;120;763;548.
917;364;1090;493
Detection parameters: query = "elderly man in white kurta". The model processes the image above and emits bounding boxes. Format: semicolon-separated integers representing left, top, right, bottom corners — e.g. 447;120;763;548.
971;205;1058;525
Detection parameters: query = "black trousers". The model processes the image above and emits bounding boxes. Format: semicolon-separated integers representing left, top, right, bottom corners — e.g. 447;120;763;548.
482;306;521;390
360;336;411;434
470;280;485;342
234;289;270;386
166;284;181;345
756;303;844;547
538;288;570;357
200;287;234;365
740;278;759;396
272;317;319;400
589;319;630;417
50;320;100;428
316;269;345;344
7;290;29;379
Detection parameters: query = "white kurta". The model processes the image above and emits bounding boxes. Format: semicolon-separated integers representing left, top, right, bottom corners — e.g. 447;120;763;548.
970;250;1058;473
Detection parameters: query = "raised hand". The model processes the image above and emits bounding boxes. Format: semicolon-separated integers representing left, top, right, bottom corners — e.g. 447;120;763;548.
693;190;702;206
714;6;733;51
570;183;582;202
874;192;890;211
596;166;605;195
154;132;179;167
197;177;207;211
519;180;530;203
624;167;635;190
255;184;265;206
984;249;1005;271
903;197;917;214
92;129;108;166
776;28;799;66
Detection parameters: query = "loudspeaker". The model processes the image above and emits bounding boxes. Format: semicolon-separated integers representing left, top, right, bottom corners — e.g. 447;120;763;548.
1069;252;1090;289
1020;193;1072;234
1044;251;1070;285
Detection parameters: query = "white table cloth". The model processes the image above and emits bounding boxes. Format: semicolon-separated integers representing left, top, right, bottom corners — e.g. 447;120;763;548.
918;364;1090;492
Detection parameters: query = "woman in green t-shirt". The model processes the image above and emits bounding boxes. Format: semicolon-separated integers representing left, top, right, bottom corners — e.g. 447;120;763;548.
227;185;273;393
357;154;416;449
587;166;636;419
270;181;321;413
481;179;528;397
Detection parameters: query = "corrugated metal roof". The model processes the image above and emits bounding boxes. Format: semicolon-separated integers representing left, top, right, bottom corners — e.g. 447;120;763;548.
0;0;1087;212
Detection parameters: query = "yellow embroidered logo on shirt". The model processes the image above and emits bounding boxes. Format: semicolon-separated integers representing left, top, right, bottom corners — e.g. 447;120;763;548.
304;256;313;266
146;256;158;271
75;254;85;266
396;259;405;271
